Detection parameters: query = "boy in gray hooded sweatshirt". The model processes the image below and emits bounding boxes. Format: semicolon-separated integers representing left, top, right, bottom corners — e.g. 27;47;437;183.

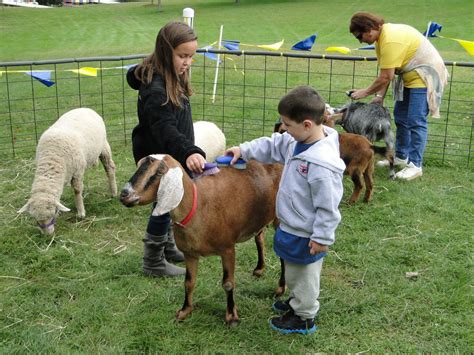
226;86;345;335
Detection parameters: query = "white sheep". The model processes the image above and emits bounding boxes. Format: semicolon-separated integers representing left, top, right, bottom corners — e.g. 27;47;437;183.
193;121;226;162
18;108;117;234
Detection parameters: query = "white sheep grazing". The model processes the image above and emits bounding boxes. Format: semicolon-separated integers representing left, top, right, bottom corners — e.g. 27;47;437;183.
193;121;226;162
18;108;117;234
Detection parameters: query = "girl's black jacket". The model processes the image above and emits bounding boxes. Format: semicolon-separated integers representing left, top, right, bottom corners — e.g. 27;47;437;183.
126;66;205;169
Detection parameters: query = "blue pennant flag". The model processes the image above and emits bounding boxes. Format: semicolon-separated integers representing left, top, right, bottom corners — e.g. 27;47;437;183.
291;33;317;51
26;71;55;87
222;40;240;51
358;44;375;50
198;46;221;62
423;21;443;37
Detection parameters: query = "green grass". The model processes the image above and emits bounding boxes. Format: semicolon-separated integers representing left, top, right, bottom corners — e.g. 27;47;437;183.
1;0;473;62
1;0;473;352
1;147;473;352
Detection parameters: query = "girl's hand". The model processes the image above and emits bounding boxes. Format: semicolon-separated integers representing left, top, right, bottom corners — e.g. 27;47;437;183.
308;240;329;255
186;153;206;174
224;146;242;165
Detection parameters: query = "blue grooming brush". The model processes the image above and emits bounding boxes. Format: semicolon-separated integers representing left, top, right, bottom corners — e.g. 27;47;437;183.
192;162;220;179
215;155;247;169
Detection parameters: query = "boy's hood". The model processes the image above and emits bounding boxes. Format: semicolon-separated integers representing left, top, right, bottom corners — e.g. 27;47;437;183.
296;126;346;173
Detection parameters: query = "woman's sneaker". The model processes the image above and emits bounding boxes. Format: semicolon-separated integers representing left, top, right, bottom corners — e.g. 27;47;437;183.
377;156;408;168
270;309;316;335
395;162;422;181
272;298;292;313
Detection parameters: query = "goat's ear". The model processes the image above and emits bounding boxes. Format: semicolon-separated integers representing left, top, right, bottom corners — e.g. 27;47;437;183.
17;201;30;214
152;167;184;216
156;159;169;175
56;201;71;213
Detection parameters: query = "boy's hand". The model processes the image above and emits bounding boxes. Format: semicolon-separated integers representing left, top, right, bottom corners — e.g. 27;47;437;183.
186;153;206;174
224;146;242;165
308;240;329;255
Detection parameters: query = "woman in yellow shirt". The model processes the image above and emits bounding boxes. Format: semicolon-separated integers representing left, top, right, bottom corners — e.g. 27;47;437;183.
348;12;447;181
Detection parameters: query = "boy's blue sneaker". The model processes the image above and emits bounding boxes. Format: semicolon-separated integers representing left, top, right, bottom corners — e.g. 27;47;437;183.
272;298;292;314
270;309;316;335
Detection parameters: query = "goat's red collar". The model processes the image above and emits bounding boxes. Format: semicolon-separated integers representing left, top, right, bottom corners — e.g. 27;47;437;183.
174;183;197;228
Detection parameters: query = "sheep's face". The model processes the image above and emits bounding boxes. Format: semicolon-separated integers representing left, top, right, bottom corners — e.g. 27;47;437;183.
120;154;184;216
18;195;70;235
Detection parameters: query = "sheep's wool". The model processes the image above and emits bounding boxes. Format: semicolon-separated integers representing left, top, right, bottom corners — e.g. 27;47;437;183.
152;167;184;216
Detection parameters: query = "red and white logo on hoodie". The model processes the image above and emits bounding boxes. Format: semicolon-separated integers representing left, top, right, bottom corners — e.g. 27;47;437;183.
297;163;309;177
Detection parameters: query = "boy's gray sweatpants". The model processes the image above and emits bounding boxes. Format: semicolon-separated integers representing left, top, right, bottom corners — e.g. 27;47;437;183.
286;258;323;320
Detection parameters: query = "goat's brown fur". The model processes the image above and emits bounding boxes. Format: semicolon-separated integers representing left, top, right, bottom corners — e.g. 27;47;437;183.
339;133;375;204
120;154;282;326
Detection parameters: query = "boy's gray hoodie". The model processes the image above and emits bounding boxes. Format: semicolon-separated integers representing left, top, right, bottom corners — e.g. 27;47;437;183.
240;126;345;246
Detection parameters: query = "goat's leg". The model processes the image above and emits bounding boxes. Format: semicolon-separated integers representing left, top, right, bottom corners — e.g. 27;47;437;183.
99;142;118;197
221;248;239;326
71;175;85;218
348;168;363;204
386;131;396;179
176;257;198;322
275;257;286;296
253;229;265;277
363;160;374;203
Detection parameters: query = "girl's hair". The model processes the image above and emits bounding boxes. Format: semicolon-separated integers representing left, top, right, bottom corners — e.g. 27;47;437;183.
134;21;197;107
349;12;385;35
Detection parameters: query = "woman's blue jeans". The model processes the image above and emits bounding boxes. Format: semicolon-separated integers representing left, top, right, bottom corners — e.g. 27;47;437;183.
393;87;429;168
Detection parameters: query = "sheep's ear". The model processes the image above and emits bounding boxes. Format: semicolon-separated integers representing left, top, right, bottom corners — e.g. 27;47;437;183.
17;202;30;214
56;201;71;213
152;167;184;216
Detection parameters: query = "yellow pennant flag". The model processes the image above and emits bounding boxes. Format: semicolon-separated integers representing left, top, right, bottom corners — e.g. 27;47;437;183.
257;40;284;51
457;39;474;55
438;35;474;56
68;67;98;77
325;46;352;54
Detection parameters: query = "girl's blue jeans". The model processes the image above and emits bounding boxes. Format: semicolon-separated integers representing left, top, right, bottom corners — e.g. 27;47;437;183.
393;87;429;168
147;206;171;236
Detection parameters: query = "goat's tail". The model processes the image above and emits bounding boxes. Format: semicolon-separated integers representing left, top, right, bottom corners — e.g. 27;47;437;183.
372;145;395;179
371;145;388;157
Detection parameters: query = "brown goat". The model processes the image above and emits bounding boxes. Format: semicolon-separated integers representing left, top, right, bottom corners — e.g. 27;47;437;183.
120;154;282;326
339;133;376;204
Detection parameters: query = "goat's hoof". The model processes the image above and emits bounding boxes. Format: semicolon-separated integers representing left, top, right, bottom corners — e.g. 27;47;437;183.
252;268;264;277
227;319;239;328
274;286;286;297
225;315;240;327
176;308;191;321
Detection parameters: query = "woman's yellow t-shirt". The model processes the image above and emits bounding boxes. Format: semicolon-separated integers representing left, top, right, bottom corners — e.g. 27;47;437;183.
375;23;426;88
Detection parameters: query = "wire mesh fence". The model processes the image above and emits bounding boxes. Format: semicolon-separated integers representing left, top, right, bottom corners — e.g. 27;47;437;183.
1;50;473;166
